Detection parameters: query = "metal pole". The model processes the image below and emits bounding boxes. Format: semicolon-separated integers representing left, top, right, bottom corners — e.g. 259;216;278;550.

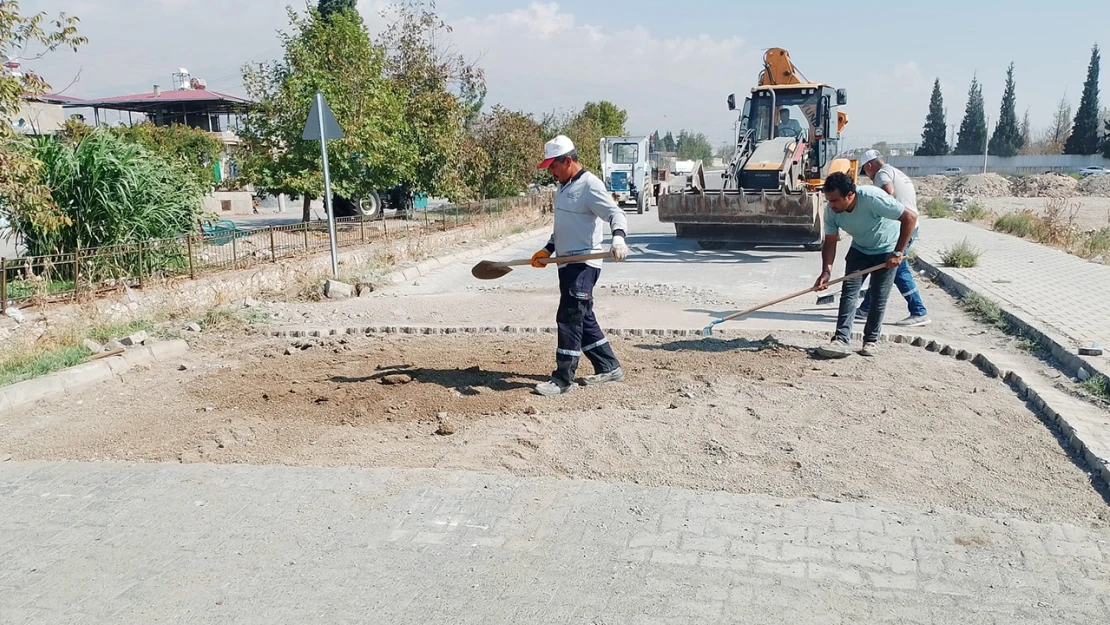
983;113;990;174
1;257;6;309
187;236;195;279
317;92;340;278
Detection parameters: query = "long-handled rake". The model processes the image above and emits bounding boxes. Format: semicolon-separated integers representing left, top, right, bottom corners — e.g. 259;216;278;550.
701;262;887;335
471;252;613;280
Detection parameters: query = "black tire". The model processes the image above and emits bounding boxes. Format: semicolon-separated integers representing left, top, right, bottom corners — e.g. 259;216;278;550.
357;190;382;219
636;191;646;214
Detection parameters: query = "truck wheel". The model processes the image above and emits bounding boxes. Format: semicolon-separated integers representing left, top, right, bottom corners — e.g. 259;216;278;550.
636;191;646;214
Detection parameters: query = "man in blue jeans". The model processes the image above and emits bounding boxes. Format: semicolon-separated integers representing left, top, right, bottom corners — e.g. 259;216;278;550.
854;151;930;326
813;172;918;358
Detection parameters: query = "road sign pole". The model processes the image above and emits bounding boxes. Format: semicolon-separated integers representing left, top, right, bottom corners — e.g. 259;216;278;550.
316;92;340;278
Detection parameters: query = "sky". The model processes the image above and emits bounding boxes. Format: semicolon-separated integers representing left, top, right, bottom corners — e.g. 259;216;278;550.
14;0;1108;150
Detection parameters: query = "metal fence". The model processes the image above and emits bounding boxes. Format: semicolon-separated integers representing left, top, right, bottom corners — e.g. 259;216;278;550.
1;193;552;307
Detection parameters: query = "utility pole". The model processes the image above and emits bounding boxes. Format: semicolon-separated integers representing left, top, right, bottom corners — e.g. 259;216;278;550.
983;113;990;174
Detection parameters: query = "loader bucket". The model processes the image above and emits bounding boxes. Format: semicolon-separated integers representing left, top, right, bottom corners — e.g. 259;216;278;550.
657;188;823;248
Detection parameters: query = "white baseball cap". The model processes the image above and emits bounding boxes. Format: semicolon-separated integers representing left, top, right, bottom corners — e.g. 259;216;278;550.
859;149;882;174
538;134;575;169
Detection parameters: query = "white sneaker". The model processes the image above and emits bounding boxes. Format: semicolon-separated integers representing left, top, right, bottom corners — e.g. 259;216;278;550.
894;315;931;327
581;367;624;385
817;340;851;359
533;380;573;396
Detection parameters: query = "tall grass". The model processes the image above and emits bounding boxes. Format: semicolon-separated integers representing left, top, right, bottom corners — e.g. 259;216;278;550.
13;129;205;258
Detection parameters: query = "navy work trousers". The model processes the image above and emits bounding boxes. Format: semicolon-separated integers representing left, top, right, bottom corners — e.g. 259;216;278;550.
553;263;620;386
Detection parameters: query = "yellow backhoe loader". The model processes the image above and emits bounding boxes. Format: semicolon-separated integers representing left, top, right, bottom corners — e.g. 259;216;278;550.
657;48;857;250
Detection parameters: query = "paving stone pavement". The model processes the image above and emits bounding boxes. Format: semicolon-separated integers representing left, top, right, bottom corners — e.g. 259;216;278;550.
1;461;1108;624
913;219;1110;354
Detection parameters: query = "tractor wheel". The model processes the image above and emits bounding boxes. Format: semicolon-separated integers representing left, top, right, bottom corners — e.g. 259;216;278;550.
636;191;646;214
358;190;382;220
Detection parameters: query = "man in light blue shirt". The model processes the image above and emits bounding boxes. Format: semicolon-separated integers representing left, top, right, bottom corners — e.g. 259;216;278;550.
813;172;917;358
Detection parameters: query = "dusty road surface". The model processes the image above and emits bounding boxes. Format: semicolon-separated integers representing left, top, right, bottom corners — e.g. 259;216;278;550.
6;332;1107;527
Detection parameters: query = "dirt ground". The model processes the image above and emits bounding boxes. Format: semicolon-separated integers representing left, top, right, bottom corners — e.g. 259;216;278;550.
5;331;1107;528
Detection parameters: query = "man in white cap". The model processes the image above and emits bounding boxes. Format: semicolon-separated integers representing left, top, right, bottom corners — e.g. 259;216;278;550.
530;134;630;396
854;149;930;326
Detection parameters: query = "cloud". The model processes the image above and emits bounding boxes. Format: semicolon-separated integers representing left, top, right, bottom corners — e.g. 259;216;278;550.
438;2;761;144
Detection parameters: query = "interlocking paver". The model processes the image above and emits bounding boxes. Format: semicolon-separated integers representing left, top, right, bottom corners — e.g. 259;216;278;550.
914;219;1110;352
0;461;1107;624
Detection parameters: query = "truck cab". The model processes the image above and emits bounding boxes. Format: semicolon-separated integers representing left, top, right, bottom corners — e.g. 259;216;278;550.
600;136;651;214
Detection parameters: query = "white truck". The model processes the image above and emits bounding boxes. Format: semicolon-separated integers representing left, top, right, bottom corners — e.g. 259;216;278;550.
599;135;652;214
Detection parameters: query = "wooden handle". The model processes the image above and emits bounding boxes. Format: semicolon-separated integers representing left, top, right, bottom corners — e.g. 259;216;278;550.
499;251;613;268
715;263;887;324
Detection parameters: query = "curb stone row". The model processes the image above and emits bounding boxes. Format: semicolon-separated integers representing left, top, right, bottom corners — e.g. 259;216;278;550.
0;339;190;416
267;324;1110;489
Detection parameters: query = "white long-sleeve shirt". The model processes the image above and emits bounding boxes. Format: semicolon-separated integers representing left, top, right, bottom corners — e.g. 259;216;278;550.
544;169;628;269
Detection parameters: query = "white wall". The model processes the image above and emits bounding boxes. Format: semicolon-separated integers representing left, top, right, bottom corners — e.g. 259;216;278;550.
887;154;1110;176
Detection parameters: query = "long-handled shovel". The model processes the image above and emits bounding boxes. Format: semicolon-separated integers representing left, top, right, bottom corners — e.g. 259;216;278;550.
471;252;613;280
701;262;887;335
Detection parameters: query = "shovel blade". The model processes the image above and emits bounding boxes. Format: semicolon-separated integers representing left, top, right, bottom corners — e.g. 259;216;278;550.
471;260;513;280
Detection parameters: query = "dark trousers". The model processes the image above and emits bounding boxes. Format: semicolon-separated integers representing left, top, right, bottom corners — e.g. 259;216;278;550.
835;247;898;344
554;263;620;386
859;228;927;317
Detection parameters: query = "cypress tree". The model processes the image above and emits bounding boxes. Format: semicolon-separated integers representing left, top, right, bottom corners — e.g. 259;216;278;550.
1065;44;1101;154
916;78;949;156
988;63;1022;157
954;75;987;155
318;0;357;19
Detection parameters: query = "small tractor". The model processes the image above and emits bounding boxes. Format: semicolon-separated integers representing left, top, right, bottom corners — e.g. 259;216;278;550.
600;135;652;214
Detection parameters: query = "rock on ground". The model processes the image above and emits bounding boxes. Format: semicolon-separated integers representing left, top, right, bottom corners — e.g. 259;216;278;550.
911;175;950;198
324;279;354;300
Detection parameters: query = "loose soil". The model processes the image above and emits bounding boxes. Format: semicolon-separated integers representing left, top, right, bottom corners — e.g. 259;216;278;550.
4;332;1106;528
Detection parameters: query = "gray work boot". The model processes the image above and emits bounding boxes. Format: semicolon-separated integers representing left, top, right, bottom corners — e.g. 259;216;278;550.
533;380;574;397
817;340;851;359
581;367;625;386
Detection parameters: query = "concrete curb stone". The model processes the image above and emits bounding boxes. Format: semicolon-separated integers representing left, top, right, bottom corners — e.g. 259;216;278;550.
0;338;190;416
265;324;1110;489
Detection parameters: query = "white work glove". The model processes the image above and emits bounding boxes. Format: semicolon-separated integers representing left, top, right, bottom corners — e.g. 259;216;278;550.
610;235;629;262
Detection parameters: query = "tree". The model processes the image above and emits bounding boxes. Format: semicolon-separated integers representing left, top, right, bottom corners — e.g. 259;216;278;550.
1044;92;1073;154
663;131;676;152
471;105;543;199
317;0;357;20
1065;44;1101;155
0;0;86;232
988;63;1022;157
239;6;410;222
915;78;949;156
1019;108;1033;155
577;101;626;136
1102;119;1110;159
954;75;987;155
374;0;486;201
651;130;662;152
115;122;224;190
675;130;712;166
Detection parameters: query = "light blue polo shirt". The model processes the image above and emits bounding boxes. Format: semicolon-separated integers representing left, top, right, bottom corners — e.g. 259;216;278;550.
823;185;906;255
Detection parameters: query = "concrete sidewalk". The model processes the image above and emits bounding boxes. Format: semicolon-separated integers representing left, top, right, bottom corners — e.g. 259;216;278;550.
1;462;1107;624
913;218;1109;379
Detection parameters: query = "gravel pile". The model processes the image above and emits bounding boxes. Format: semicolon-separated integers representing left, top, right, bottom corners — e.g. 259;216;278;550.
952;173;1013;198
1013;174;1079;198
1078;174;1110;197
911;175;950;198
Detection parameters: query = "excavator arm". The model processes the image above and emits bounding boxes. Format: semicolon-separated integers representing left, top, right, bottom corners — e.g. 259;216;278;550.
758;48;848;133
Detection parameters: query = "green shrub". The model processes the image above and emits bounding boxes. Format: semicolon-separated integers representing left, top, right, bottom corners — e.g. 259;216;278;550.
960;202;988;222
940;238;980;268
921;197;953;218
993;211;1039;238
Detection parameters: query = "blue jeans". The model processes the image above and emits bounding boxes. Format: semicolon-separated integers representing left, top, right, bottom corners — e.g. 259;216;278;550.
858;228;927;317
836;247;898;344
